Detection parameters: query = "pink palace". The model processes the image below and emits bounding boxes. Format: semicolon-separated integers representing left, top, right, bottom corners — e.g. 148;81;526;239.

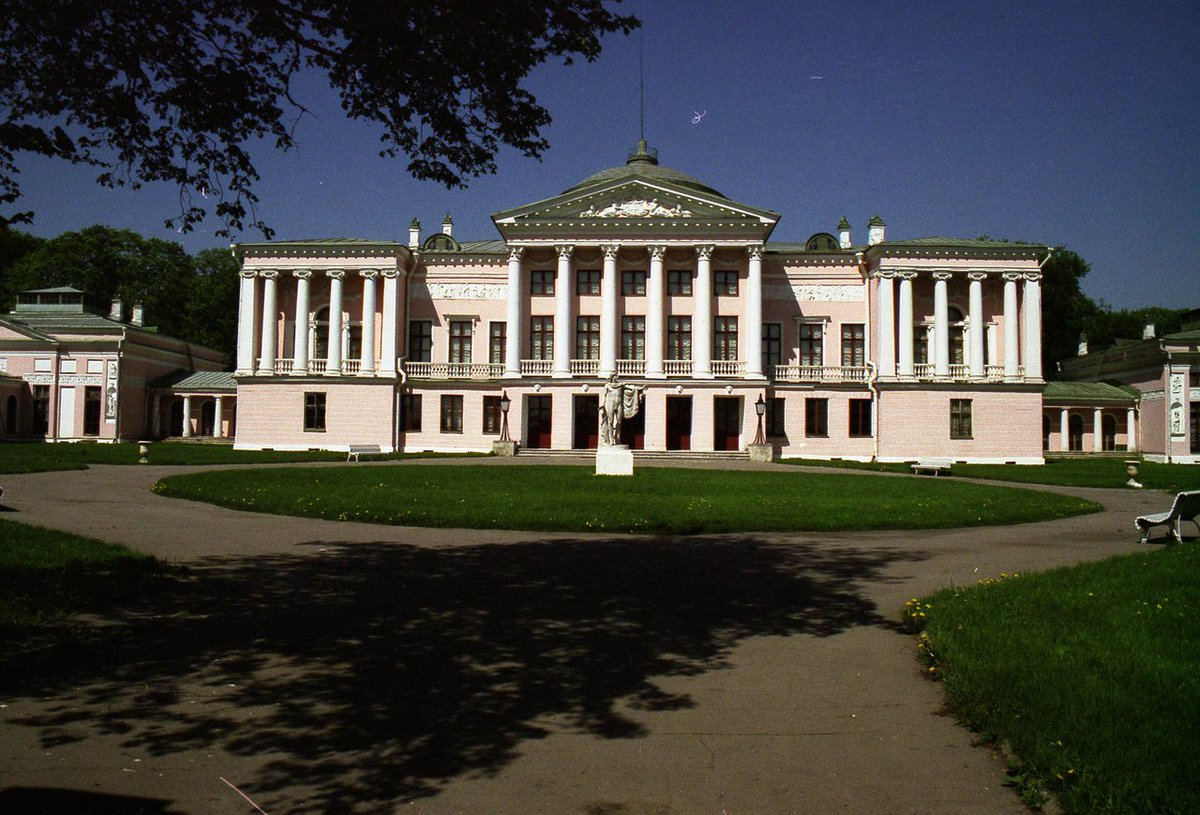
229;140;1060;463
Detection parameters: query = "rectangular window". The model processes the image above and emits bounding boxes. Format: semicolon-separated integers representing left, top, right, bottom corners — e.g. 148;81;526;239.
483;395;502;434
622;270;647;296
849;398;872;437
805;398;828;437
577;269;601;295
576;316;600;360
762;323;782;370
799;323;823;367
714;270;739;296
489;322;506;365
440;395;463;433
304;392;326;432
408;320;433;363
622;315;646;360
668;269;693;295
950;399;973;439
841;323;865;367
83;386;102;436
667;316;692;361
915;329;929;364
400;394;422;431
32;385;49;435
449;320;473;364
531;270;555;296
530;316;554;360
714;316;738;361
766;397;785;437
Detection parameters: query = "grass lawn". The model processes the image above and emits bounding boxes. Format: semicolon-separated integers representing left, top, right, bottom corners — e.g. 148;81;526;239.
0;518;164;628
152;464;1100;535
0;442;485;474
785;457;1200;493
905;545;1200;815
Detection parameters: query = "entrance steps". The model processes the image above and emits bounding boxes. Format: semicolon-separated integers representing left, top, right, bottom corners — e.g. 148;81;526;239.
518;448;749;462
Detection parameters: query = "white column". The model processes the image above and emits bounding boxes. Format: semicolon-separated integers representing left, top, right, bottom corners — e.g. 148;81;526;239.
694;245;714;378
505;248;524;377
214;395;224;438
746;245;765;379
646;245;666;378
1003;273;1020;380
1127;407;1137;452
182;395;193;438
933;271;951;377
599;244;619;377
876;272;895;377
291;270;311;375
236;271;258;375
1093;407;1103;452
1023;272;1043;380
151;394;161;437
553;245;574;377
381;270;399;376
326;270;344;375
359;270;378;375
257;271;278;374
968;272;986;379
897;273;914;377
1060;408;1069;452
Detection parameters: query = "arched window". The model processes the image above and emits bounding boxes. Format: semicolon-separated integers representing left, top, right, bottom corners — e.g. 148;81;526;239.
4;394;16;434
947;306;966;365
169;399;184;437
1102;414;1117;452
1068;414;1084;452
1042;413;1051;451
313;306;330;360
199;400;216;437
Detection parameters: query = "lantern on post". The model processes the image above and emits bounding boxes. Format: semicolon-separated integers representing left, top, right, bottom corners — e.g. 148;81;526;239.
753;393;767;446
499;391;512;442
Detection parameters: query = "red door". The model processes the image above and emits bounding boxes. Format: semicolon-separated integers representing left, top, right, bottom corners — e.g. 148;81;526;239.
573;395;599;449
666;396;692;450
713;397;742;451
526;395;553;449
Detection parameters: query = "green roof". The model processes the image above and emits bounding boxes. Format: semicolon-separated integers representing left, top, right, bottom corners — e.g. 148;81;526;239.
150;369;237;391
881;236;1042;249
1043;381;1139;404
564;139;727;199
455;240;508;254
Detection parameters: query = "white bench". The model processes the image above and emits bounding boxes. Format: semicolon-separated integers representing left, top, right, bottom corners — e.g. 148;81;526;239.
346;444;384;463
1135;490;1200;543
911;458;953;476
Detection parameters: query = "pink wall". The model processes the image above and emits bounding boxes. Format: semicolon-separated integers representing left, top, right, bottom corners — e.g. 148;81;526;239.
235;380;396;450
877;387;1043;463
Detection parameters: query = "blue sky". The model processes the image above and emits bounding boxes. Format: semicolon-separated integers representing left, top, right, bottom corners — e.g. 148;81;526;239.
14;0;1198;309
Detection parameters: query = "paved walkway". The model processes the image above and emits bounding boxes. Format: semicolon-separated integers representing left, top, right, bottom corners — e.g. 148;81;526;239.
0;461;1166;814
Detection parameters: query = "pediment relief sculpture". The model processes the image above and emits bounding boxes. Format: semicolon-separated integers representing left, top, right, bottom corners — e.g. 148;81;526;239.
580;198;694;219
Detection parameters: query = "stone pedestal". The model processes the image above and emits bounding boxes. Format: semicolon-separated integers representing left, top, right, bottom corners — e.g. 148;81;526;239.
596;444;634;476
748;443;775;463
492;440;518;457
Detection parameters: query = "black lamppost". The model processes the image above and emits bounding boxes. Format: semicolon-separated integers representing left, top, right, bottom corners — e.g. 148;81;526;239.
499;390;512;442
753;393;766;446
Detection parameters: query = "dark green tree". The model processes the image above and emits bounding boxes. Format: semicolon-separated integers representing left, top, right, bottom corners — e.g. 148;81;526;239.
1039;248;1100;378
1081;305;1187;353
0;224;44;308
1;1;639;238
183;248;242;364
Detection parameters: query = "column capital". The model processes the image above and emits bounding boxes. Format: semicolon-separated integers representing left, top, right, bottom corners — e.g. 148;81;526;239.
896;271;918;281
555;244;575;259
967;271;989;282
326;269;346;280
746;244;764;260
601;244;621;260
360;268;379;279
259;269;279;280
648;245;667;260
291;269;313;280
381;268;401;279
508;247;525;262
696;244;715;260
239;269;259;279
1023;271;1043;282
931;271;953;281
871;269;896;279
1002;271;1024;282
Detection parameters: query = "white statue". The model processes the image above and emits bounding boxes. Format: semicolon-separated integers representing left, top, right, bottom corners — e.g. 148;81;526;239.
599;374;645;447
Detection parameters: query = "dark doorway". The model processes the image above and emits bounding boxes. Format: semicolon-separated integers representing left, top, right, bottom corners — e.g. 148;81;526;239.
713;396;742;451
83;386;102;436
526;395;552;449
619;407;645;449
666;396;692;450
4;394;16;435
573;395;599;449
1068;413;1084;452
200;400;216;437
1101;413;1116;452
1042;413;1051;451
1191;404;1199;454
169;399;184;437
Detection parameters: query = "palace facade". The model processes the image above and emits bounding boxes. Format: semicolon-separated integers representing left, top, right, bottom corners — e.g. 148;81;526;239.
231;141;1053;463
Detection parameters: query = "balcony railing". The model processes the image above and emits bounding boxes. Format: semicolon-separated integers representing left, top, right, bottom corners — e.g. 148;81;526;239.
309;359;327;374
711;360;745;377
406;362;504;380
664;359;692;376
274;358;294;374
906;363;1026;381
520;359;553;375
771;365;867;383
570;359;600;375
343;360;361;375
615;359;646;375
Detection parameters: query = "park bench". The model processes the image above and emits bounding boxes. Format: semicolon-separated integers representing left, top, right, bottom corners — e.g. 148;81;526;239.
1135;490;1200;543
346;444;384;463
911;458;953;476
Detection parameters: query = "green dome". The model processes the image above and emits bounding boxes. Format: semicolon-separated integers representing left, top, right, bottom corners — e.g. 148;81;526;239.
564;139;726;199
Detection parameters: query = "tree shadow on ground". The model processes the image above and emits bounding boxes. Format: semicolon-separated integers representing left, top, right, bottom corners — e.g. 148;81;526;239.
2;536;925;812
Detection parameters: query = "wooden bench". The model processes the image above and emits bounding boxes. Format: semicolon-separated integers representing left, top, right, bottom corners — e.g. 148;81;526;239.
1135;490;1200;543
346;444;384;463
911;458;953;476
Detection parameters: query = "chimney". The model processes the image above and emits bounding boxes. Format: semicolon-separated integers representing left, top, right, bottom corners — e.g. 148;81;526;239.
131;302;145;327
1077;334;1088;356
441;213;453;238
1143;323;1156;340
408;218;421;249
867;215;886;246
109;297;123;321
837;216;852;249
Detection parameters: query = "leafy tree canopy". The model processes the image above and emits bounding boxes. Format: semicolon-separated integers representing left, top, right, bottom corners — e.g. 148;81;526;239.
1;1;639;238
